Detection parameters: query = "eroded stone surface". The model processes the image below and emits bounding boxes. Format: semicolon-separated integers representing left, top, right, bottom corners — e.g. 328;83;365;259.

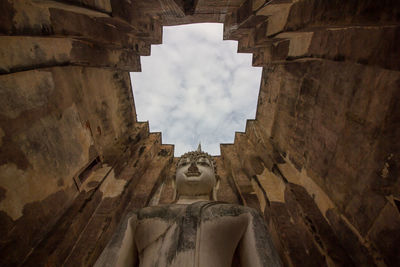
0;0;399;266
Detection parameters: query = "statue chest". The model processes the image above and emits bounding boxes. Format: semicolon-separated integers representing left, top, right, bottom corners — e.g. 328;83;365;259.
135;203;250;267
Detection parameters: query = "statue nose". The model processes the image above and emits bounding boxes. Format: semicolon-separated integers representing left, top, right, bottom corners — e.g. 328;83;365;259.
188;161;199;172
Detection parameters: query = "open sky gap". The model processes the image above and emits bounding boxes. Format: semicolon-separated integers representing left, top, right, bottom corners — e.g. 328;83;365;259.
131;23;262;156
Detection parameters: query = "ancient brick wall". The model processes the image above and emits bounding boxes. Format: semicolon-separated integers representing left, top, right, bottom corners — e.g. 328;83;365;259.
0;0;399;266
220;0;400;266
0;0;163;265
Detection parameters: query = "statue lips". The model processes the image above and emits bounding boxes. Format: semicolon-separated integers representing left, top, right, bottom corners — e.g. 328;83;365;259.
185;171;202;179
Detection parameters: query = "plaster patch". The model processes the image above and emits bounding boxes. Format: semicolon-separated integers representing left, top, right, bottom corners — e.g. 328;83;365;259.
99;170;127;198
0;105;93;220
0;37;73;72
278;159;336;217
13;0;51;32
16;104;92;178
257;3;292;36
256;168;286;203
0;70;54;119
276;32;314;57
0;163;63;220
94;0;112;12
0;164;28;220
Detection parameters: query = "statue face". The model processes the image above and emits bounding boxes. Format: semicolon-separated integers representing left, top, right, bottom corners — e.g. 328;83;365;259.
175;155;216;197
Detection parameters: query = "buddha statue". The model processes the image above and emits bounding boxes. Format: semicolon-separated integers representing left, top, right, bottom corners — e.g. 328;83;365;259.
95;146;282;267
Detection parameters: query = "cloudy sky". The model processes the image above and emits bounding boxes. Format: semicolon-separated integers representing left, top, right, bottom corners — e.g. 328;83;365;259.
130;23;261;156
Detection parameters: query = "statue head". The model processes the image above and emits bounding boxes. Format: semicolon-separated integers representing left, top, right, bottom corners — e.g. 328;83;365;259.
174;145;219;202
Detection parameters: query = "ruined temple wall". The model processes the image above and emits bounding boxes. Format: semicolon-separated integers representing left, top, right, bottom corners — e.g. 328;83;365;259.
0;0;242;265
253;58;400;267
24;132;175;267
0;64;143;265
221;0;400;265
0;0;162;265
1;0;400;266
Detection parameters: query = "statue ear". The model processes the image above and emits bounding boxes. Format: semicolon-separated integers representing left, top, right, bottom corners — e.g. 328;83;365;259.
212;175;220;201
172;178;178;202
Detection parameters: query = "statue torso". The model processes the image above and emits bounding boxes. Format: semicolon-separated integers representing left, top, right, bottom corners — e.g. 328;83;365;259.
135;202;255;267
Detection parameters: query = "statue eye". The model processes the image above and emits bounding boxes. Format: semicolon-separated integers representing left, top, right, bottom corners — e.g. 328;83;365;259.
197;160;210;166
178;160;189;166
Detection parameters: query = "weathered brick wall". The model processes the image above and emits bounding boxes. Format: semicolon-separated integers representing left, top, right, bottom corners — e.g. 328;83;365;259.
0;0;399;266
0;0;161;265
221;0;400;266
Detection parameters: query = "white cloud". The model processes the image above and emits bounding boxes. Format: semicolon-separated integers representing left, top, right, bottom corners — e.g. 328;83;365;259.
131;23;261;156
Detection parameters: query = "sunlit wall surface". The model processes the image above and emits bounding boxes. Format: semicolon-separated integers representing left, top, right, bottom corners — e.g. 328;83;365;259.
131;23;262;156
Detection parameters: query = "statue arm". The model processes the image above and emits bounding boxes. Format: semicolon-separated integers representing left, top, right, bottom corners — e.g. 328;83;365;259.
95;212;138;267
238;210;282;267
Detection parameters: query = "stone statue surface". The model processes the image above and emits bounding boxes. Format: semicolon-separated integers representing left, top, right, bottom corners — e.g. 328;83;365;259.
95;146;282;267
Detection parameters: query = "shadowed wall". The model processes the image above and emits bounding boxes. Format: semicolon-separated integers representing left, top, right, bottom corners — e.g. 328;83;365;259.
0;0;399;266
